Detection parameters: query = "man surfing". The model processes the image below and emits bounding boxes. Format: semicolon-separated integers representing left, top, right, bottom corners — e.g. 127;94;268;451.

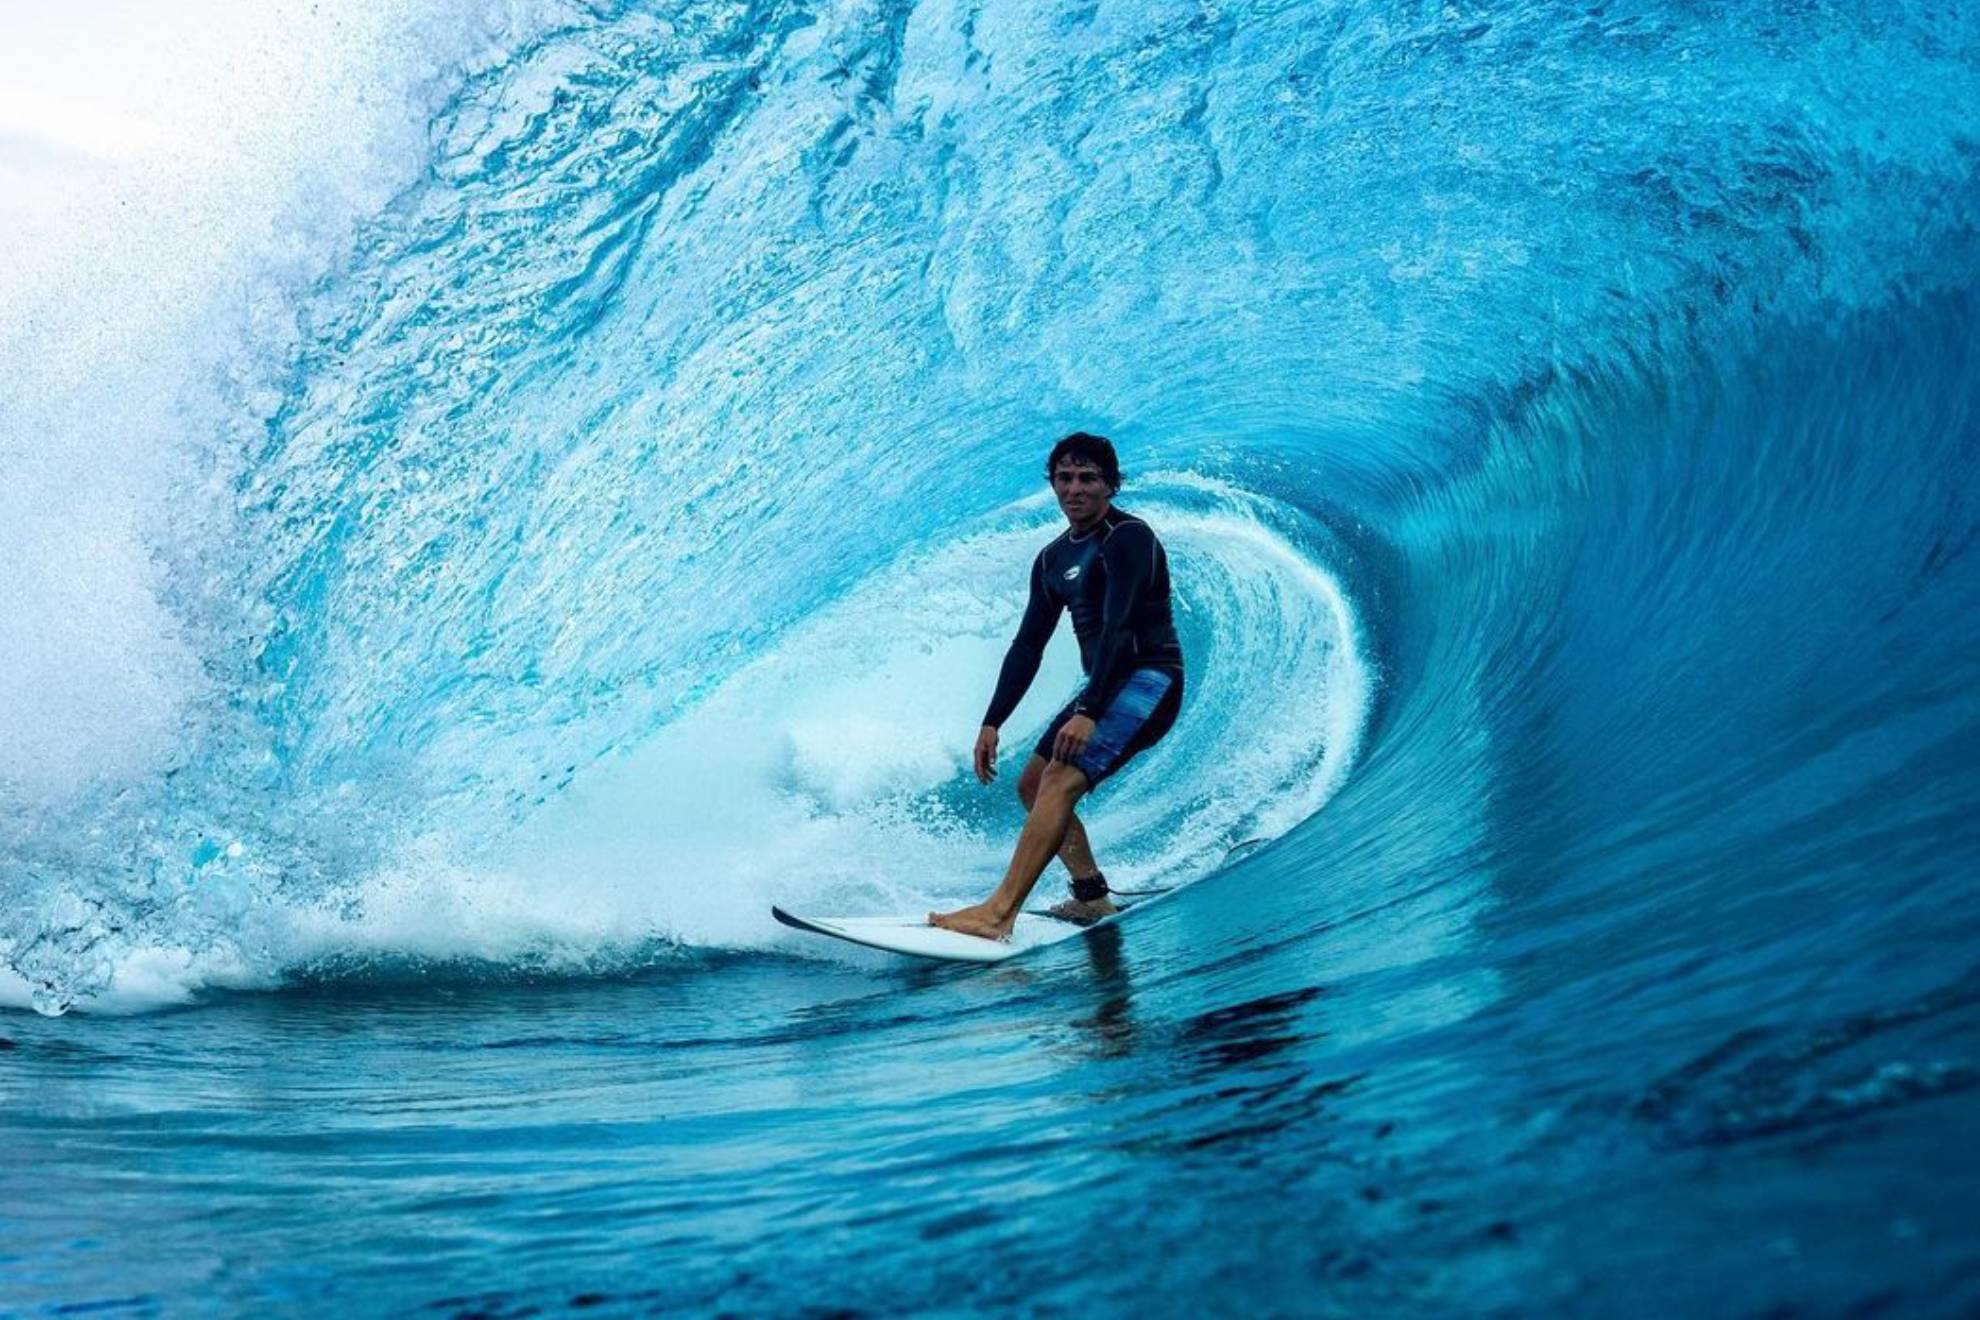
929;432;1186;941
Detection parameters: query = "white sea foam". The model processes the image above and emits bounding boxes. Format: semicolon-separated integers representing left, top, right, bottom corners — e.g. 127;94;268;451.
0;0;562;805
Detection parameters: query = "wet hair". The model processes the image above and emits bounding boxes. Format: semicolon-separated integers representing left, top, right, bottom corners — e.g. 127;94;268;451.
1045;431;1122;492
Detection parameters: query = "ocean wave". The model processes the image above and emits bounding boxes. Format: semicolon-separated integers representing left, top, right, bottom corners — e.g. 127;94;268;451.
3;0;1977;1055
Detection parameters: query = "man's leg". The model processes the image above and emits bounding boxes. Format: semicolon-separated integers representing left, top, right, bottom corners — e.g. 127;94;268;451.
1016;755;1101;882
930;761;1091;940
1019;755;1118;924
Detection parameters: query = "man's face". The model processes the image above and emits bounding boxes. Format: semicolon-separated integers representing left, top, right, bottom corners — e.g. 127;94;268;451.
1052;458;1113;526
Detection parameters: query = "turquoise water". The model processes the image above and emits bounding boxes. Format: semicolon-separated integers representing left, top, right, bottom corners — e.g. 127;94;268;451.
4;0;1980;1312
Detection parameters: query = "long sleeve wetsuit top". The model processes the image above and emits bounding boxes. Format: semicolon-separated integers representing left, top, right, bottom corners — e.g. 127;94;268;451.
982;507;1185;728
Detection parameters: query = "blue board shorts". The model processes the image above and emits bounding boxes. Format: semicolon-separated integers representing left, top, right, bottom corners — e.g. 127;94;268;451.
1034;667;1184;788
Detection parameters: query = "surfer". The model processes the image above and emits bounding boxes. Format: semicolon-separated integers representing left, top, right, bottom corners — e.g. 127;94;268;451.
929;433;1185;941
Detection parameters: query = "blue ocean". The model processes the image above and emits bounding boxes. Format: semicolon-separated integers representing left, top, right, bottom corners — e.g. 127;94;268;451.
3;0;1978;1312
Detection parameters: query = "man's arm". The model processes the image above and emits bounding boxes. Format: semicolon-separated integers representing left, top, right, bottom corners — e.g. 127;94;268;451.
982;553;1061;729
1071;521;1158;718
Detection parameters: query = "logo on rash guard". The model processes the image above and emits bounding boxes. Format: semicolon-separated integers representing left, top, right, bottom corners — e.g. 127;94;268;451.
1063;566;1081;580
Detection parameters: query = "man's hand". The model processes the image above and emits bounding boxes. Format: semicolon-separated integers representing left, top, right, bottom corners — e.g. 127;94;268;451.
1052;714;1096;765
973;725;1000;784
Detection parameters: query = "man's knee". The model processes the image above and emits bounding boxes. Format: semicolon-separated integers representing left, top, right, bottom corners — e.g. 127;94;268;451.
1037;760;1090;804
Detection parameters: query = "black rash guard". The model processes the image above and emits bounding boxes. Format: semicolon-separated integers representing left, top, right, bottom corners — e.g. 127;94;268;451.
982;506;1185;729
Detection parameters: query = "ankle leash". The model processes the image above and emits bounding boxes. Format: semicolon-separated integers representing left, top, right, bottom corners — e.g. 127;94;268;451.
1070;871;1109;903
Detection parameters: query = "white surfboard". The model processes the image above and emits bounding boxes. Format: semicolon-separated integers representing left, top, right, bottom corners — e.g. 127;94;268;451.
769;908;1082;963
770;886;1181;964
770;845;1262;964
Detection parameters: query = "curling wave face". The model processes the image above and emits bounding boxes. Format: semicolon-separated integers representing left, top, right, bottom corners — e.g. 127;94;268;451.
2;0;1412;1012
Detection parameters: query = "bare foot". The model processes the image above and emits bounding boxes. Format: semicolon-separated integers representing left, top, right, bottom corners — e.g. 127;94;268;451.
928;902;1014;942
1046;896;1118;926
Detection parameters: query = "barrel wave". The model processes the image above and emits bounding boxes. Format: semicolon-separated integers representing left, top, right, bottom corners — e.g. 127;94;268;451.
3;0;1978;1313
